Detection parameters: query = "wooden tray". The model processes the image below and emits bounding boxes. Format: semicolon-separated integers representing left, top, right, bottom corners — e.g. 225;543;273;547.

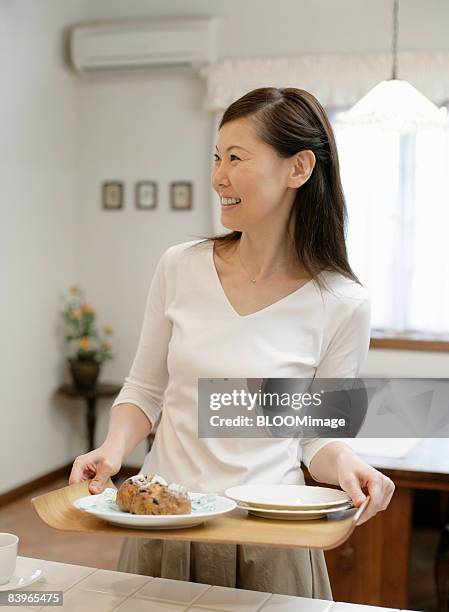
31;479;368;551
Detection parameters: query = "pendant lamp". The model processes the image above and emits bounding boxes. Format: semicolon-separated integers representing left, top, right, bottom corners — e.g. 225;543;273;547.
338;0;447;133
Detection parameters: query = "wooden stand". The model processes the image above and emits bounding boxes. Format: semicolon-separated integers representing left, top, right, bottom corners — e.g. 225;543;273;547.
57;384;121;452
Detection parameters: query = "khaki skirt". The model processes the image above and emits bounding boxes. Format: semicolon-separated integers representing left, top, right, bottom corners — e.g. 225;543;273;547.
117;537;332;599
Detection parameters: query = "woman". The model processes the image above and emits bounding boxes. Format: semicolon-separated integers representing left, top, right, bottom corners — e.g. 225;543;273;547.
69;87;394;598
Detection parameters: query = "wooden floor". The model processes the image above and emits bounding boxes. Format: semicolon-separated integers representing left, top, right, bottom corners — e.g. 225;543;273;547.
0;474;440;610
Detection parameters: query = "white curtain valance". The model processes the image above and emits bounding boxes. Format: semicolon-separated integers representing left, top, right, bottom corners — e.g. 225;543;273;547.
201;52;449;111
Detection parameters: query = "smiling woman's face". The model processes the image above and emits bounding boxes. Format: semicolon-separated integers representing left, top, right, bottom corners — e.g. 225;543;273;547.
211;116;297;231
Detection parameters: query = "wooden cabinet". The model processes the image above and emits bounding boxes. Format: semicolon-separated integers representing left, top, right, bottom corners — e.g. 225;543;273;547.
305;439;449;607
325;487;412;608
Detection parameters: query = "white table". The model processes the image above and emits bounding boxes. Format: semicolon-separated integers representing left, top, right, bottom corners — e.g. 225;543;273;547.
6;556;416;611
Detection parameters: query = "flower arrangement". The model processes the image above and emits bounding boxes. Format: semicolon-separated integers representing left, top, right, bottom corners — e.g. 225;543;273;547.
62;286;115;364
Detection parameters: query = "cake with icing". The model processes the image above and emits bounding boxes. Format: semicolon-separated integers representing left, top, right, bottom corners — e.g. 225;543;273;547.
116;473;191;515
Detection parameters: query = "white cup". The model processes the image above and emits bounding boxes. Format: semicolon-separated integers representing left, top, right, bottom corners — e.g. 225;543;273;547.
0;533;18;585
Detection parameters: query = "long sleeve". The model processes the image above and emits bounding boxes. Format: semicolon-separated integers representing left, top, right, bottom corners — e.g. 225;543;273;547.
300;296;371;468
111;250;172;428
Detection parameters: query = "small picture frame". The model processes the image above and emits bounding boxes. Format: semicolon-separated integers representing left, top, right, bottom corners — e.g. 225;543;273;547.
135;181;157;210
170;181;193;210
102;182;124;210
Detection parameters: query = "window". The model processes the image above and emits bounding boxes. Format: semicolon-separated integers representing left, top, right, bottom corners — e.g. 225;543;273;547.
330;107;449;334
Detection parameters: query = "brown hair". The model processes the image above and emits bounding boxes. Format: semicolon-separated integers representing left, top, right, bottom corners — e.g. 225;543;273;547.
191;87;360;287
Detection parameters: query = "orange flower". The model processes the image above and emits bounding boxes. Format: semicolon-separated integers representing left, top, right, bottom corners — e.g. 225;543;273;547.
69;286;80;294
79;337;91;350
73;308;82;320
103;324;115;335
102;340;112;350
81;303;94;315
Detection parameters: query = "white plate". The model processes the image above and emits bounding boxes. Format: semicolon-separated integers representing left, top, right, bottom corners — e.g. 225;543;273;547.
225;485;351;510
73;488;236;529
236;502;353;521
0;568;42;591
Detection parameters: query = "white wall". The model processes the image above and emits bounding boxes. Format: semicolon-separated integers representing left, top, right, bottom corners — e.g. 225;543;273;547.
362;349;449;377
2;0;449;493
0;0;82;493
77;74;213;464
77;0;449;55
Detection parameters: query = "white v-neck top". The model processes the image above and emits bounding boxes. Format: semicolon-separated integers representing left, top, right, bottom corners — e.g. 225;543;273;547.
112;239;371;494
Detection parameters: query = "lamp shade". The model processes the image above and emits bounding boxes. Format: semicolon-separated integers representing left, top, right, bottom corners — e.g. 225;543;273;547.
337;79;448;133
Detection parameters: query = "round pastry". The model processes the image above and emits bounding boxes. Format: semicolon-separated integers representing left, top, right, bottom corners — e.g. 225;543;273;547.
116;474;191;515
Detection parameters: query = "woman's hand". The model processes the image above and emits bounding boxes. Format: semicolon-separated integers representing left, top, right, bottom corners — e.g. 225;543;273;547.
69;444;123;495
335;448;395;525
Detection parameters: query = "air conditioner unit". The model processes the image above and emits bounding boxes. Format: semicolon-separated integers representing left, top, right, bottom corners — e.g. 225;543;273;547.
70;17;219;73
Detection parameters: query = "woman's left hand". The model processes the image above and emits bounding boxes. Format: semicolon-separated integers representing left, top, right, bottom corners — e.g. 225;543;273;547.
335;449;395;525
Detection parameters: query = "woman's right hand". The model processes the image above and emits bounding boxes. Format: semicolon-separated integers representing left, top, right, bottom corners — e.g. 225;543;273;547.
69;445;123;495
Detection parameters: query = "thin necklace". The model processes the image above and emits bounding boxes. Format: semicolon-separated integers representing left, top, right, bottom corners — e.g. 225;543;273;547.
238;244;258;283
